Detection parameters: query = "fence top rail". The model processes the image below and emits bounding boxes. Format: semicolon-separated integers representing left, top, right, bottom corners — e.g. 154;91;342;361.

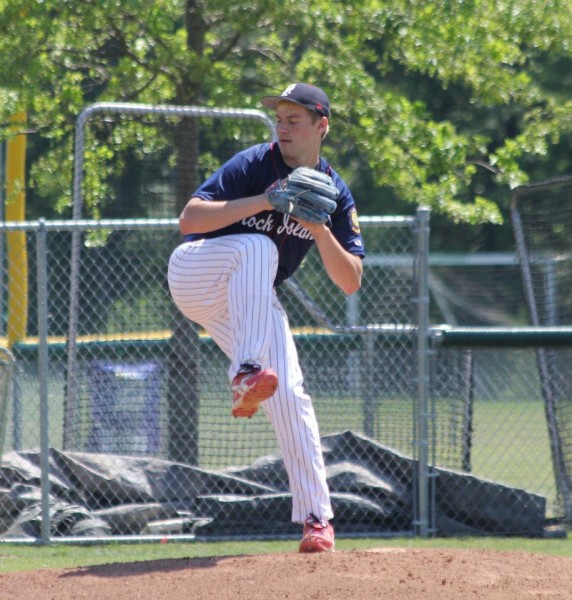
433;325;572;347
0;216;414;232
359;215;416;227
77;102;277;130
0;218;180;232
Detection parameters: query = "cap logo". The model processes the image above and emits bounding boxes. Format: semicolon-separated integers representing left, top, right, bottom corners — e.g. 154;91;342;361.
281;84;297;98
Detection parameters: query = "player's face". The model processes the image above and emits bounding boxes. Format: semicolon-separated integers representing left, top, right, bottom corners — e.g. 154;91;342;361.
275;102;327;168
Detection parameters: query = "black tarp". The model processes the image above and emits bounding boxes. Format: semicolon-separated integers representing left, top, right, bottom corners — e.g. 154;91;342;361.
0;431;546;539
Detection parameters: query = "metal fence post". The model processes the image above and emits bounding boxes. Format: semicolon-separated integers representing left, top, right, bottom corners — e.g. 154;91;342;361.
37;219;51;544
414;206;431;537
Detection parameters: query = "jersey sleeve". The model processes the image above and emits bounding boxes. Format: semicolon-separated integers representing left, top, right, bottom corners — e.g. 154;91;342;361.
329;173;365;259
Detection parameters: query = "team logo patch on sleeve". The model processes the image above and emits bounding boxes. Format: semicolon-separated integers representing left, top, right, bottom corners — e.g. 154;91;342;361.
350;207;361;234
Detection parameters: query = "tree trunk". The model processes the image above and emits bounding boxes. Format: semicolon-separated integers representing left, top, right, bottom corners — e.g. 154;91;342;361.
167;116;202;465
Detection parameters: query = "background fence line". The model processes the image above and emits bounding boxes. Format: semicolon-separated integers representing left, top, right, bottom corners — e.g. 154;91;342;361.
0;211;569;543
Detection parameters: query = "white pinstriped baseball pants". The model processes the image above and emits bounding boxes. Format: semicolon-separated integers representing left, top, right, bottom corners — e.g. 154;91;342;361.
167;233;333;524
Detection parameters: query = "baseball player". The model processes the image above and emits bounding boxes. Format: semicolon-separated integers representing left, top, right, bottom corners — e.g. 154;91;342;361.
167;83;365;552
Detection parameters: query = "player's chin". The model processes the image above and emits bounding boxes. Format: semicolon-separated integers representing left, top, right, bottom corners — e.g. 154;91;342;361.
277;140;293;155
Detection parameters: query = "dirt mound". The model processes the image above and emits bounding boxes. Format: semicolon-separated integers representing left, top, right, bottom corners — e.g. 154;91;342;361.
1;548;570;599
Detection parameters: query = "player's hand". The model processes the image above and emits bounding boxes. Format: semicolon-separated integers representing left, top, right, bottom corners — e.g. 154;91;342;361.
265;167;339;224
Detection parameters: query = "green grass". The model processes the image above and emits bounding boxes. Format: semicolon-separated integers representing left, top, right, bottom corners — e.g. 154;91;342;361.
6;382;562;511
0;536;570;573
470;399;556;501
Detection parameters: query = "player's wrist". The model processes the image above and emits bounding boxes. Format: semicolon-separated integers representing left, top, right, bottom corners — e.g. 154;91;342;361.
308;222;329;239
259;193;273;211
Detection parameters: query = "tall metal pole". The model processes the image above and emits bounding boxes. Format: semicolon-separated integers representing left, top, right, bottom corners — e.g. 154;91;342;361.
37;220;51;544
415;206;431;537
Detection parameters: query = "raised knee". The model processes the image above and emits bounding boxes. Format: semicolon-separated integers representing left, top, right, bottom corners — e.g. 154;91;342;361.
240;234;278;264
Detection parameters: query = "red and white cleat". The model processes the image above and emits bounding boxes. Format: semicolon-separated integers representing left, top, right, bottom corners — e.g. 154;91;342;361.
231;366;278;418
299;514;335;553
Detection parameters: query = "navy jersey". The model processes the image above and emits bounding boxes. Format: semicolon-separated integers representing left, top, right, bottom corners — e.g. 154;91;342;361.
184;142;365;286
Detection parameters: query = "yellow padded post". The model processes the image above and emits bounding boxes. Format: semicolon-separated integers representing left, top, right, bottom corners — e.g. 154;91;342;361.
5;112;28;347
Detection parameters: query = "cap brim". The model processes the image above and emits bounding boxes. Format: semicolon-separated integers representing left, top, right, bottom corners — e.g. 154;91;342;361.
260;95;301;111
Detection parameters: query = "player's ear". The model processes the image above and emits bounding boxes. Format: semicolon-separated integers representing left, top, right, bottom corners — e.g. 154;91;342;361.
318;116;329;140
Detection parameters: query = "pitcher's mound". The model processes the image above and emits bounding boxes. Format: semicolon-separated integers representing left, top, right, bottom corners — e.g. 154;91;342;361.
1;548;571;599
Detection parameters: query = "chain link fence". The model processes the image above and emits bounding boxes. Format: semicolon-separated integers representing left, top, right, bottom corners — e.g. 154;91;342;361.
0;215;430;542
430;340;570;536
0;213;567;542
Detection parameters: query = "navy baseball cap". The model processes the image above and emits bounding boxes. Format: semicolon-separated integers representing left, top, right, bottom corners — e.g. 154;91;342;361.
261;83;330;118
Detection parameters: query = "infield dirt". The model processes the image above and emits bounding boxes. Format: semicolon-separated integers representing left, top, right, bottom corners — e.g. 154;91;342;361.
1;547;571;599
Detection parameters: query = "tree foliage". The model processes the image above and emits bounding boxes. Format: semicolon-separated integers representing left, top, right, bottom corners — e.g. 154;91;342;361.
1;0;572;225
